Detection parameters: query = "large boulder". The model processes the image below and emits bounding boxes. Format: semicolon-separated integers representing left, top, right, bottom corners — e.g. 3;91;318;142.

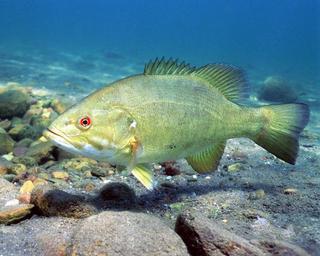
0;89;31;118
258;76;298;103
175;212;310;256
70;211;189;256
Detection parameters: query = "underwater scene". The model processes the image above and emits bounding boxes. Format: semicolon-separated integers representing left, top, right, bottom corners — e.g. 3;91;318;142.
0;0;319;255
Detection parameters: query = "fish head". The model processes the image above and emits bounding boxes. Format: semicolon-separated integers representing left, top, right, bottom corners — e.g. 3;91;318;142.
43;102;135;163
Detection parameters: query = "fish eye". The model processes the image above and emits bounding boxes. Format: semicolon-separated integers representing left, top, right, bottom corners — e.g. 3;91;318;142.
78;116;92;129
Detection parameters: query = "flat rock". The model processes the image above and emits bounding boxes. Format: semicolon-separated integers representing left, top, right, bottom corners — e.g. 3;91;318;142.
0;216;79;256
31;185;96;218
0;178;19;207
70;211;189;256
175;212;266;256
0;204;34;224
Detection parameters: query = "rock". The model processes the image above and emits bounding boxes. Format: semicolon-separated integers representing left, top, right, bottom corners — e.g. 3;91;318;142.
0;89;31;118
252;240;311;256
175;212;266;256
0;216;79;255
0;178;19;207
0;204;34;224
249;189;266;200
9;163;27;175
0;127;15;155
163;161;181;176
258;76;298;103
20;180;35;194
283;188;298;194
32;178;47;187
15;138;33;148
50;98;68;114
0;119;11;130
8;123;37;140
13;146;28;157
62;157;97;172
227;163;244;172
70;211;189;256
12;156;38;167
51;171;69;180
26;141;57;164
0;157;13;175
95;182;137;209
31;185;96;218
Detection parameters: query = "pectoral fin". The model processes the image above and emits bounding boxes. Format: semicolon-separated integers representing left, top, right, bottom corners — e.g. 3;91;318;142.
186;142;226;173
131;164;155;190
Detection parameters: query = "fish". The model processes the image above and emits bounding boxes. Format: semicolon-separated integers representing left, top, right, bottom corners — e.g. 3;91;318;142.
43;58;310;190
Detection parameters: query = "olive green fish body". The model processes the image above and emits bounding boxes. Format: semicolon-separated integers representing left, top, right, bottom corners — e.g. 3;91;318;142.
92;75;253;164
44;58;309;190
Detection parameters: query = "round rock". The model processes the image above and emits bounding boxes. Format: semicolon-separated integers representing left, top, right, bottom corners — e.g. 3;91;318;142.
71;211;189;256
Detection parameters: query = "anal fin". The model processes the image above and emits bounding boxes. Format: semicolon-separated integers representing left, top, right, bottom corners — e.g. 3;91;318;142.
131;164;155;190
186;142;226;173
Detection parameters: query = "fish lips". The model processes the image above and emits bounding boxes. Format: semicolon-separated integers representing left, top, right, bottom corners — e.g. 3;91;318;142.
43;127;83;155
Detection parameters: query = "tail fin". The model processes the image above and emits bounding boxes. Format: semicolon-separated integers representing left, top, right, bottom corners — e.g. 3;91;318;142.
253;103;309;164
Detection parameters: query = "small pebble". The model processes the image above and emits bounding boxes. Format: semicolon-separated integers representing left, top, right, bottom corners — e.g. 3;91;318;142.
51;171;69;180
10;163;27;175
249;189;266;200
284;188;297;194
153;164;162;170
19;180;35;194
227;163;243;172
5;199;20;207
205;176;211;180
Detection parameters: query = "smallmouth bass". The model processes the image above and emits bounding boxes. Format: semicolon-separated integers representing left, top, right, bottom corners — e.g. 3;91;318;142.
44;58;309;189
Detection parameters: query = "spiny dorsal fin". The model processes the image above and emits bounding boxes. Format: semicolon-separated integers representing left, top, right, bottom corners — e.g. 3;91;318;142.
144;58;248;102
144;57;196;75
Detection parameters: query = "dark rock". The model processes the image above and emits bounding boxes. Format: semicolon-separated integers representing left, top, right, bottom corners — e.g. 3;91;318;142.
70;211;189;256
26;141;57;164
163;161;181;176
258;76;298;103
0;128;15;155
0;89;31;118
12;156;37;167
252;240;311;256
15;138;33;148
31;185;96;218
0;157;13;175
95;182;137;209
8;123;37;140
175;212;265;256
0;204;34;224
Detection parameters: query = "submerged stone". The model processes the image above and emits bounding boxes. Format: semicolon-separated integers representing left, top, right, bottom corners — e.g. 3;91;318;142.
0;89;31;118
0;128;15;155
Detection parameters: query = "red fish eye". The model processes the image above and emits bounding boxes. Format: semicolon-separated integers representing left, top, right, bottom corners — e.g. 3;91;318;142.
79;116;91;127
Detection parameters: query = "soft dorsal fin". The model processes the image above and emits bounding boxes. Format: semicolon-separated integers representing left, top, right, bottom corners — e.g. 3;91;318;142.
192;64;249;102
144;58;249;102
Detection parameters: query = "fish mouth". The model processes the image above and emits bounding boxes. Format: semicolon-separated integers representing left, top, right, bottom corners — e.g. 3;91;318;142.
43;127;81;152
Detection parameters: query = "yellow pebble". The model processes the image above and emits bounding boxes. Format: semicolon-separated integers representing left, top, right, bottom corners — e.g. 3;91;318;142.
33;178;47;187
19;180;35;194
51;171;69;179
